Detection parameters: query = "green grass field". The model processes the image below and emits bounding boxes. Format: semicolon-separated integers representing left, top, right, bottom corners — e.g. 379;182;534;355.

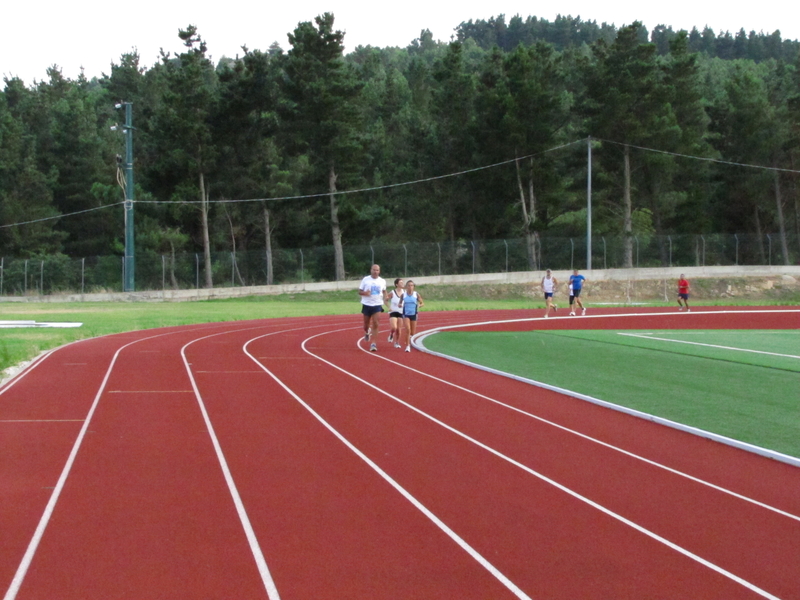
423;329;800;459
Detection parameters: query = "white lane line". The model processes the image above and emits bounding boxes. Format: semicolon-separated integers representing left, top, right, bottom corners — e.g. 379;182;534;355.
301;331;783;600
0;419;85;423
243;330;533;600
618;333;800;359
2;330;181;600
179;319;353;600
361;337;800;523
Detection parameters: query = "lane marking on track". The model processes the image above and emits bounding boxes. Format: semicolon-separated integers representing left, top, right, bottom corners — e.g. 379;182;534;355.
414;311;800;468
364;334;800;522
193;370;265;373
0;419;84;423
302;330;784;600
179;320;354;600
107;390;195;393
617;332;800;359
2;328;199;600
243;329;532;600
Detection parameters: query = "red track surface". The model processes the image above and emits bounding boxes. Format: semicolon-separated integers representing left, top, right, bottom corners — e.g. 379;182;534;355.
1;307;799;599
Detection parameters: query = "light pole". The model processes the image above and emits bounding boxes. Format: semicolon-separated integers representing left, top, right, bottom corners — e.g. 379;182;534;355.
114;102;135;292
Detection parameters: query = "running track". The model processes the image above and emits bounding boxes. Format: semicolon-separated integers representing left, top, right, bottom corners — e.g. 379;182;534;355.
1;307;798;599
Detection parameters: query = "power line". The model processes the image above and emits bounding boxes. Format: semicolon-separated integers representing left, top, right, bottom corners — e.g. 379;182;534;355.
1;136;797;230
0;203;126;230
597;138;800;174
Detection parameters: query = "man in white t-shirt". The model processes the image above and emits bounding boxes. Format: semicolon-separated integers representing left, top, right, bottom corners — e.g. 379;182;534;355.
358;264;389;352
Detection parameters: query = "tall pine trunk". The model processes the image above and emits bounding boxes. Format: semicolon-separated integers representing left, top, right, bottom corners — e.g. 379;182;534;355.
774;169;790;265
264;206;274;286
329;163;345;281
622;145;634;268
199;172;213;288
516;157;538;270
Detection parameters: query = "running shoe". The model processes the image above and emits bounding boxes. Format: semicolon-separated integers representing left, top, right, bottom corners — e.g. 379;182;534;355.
405;345;411;352
365;331;371;341
581;308;586;315
394;343;401;349
388;334;393;342
569;311;575;316
370;343;377;352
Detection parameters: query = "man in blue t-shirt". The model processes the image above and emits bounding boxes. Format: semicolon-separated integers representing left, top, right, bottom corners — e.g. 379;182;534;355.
568;269;587;316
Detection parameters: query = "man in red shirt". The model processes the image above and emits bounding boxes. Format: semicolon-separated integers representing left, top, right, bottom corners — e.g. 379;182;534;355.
677;274;690;312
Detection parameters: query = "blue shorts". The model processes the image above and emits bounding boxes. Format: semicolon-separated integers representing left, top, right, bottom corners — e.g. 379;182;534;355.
544;292;554;299
678;293;689;300
361;305;384;317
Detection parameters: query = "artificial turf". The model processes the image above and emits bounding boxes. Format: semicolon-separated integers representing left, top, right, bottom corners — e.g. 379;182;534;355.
423;330;800;458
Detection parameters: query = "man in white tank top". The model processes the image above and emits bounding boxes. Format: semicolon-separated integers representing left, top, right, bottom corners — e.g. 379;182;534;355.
541;269;559;318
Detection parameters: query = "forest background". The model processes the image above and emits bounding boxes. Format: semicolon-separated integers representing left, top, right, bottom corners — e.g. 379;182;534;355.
1;13;799;289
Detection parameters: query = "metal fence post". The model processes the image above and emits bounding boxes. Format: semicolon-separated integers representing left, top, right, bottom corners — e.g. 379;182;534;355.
701;235;706;266
162;255;166;291
40;260;44;295
602;237;607;270
668;236;672;267
195;254;199;289
503;239;509;272
24;259;28;295
734;234;739;266
471;241;476;274
81;258;85;295
300;249;304;284
403;244;408;277
437;243;441;276
767;234;772;266
570;238;574;270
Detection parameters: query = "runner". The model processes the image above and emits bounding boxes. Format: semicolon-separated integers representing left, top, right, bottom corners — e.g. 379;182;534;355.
401;280;424;352
677;274;691;312
569;269;586;315
358;264;388;352
388;278;405;349
541;269;558;318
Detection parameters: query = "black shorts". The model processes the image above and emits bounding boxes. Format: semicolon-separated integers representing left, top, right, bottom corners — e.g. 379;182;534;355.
572;289;582;297
403;313;418;322
544;292;554;299
361;305;384;317
389;311;403;319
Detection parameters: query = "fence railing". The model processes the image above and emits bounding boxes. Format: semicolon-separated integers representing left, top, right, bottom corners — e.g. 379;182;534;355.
1;233;797;296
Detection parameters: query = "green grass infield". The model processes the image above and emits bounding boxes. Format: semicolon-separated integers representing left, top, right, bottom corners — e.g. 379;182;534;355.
423;329;800;459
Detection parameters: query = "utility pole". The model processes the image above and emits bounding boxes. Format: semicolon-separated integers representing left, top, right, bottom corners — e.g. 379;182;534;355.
115;102;135;292
586;136;592;271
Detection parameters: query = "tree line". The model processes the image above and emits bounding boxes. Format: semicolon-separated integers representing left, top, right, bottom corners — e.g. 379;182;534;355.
0;13;798;286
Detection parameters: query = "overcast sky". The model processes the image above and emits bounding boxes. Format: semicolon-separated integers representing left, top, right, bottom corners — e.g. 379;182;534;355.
3;0;798;85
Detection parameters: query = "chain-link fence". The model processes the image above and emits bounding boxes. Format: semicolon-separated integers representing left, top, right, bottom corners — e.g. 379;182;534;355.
1;232;797;296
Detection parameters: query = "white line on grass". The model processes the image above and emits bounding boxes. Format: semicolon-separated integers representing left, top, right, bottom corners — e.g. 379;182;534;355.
617;333;800;359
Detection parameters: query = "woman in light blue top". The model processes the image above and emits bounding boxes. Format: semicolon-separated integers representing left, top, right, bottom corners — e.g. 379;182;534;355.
401;281;424;352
